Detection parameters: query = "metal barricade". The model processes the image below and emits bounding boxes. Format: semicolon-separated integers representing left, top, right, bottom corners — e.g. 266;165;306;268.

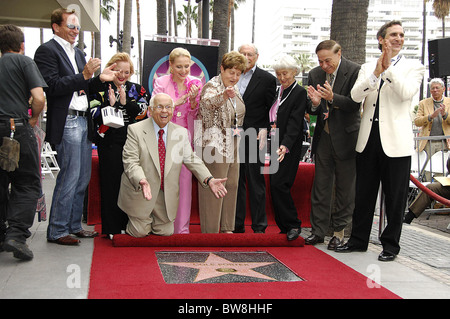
378;134;450;238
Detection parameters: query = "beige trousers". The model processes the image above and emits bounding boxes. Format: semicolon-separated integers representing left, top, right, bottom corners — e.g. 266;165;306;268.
198;144;239;233
126;190;174;237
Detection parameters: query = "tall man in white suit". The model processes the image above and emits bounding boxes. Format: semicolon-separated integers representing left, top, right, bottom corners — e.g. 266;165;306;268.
117;93;227;237
336;21;425;261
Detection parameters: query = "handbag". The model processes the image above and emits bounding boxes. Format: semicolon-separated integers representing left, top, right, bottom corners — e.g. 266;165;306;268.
0;119;20;172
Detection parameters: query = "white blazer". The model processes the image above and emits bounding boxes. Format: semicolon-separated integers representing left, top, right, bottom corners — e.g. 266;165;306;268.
351;56;425;157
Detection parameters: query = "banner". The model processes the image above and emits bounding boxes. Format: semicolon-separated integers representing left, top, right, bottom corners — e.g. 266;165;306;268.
142;40;220;95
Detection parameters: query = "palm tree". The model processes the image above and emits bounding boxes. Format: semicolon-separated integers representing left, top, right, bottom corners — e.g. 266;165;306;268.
117;0;121;47
430;0;450;37
172;0;178;37
136;0;142;83
293;53;315;86
330;0;369;65
197;0;202;38
251;0;255;43
122;0;133;54
168;0;174;36
177;1;198;38
229;0;246;51
156;0;167;36
212;0;230;68
94;0;115;76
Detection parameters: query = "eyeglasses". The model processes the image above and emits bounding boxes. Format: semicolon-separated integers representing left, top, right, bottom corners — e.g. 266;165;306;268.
67;24;81;31
156;105;173;110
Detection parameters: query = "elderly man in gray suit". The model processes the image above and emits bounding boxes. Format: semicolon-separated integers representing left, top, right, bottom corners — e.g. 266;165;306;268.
306;40;361;250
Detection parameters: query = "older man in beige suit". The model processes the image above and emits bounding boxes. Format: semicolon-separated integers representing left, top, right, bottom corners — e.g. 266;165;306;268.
414;78;450;156
118;93;227;237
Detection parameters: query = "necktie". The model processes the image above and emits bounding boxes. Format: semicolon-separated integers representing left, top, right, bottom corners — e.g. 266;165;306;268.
328;73;335;87
324;73;335;133
374;79;384;121
158;129;165;191
374;57;399;121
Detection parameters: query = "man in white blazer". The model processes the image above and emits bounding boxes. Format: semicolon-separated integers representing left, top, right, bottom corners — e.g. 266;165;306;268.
117;93;227;237
336;21;425;261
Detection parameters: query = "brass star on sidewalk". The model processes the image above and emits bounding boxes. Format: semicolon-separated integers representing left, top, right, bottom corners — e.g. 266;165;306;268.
161;253;277;282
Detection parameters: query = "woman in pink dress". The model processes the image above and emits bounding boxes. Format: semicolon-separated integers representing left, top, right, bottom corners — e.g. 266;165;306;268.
151;47;202;234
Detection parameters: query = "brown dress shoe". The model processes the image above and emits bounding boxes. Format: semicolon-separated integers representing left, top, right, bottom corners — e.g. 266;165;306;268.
305;234;324;245
73;230;99;238
327;236;342;250
48;235;80;246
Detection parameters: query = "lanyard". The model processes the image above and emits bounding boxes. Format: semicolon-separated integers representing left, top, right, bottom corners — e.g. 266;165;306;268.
275;82;297;115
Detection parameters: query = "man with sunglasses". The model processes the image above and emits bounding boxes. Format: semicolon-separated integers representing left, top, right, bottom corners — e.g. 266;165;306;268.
34;8;117;246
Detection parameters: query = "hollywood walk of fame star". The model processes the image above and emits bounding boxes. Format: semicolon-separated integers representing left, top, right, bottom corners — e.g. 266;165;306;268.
232;127;242;137
160;253;277;282
323;110;329;120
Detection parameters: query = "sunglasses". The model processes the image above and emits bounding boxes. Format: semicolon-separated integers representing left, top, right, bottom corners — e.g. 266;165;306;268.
67;24;81;31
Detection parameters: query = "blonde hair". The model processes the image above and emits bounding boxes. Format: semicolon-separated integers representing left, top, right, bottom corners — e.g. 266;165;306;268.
106;52;135;76
169;47;191;63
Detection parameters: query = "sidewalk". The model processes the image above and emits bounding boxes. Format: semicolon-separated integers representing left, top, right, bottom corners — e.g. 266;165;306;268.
1;174;450;299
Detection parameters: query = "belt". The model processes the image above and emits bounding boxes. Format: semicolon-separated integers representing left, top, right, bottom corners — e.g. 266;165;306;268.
0;118;27;126
68;109;88;117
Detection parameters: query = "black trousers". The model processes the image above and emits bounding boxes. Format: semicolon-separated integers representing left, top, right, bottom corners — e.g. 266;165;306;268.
235;135;267;232
0;121;41;244
97;138;128;235
269;140;302;233
348;123;411;255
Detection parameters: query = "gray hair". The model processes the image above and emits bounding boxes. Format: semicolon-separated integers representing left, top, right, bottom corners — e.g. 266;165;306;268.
271;54;301;76
238;43;258;55
149;92;174;110
429;78;445;89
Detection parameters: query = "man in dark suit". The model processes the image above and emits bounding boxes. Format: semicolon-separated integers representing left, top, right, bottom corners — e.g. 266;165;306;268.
306;40;361;250
34;8;116;246
234;44;277;233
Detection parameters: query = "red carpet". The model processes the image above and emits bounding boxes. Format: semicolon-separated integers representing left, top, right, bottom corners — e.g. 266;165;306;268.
88;235;400;299
87;155;400;300
112;232;304;247
87;155;314;229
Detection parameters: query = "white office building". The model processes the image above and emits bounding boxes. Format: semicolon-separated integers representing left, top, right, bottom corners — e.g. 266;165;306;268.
262;0;450;70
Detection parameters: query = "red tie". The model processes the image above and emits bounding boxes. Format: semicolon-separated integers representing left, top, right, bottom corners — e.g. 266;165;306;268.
158;129;165;190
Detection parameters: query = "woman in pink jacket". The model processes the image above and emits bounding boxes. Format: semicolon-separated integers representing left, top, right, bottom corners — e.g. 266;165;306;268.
151;47;202;233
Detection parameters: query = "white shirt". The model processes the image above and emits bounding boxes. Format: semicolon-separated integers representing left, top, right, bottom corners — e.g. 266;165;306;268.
237;65;256;96
53;35;89;112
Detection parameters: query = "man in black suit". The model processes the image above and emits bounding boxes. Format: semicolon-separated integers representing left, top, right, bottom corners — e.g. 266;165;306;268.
306;40;361;250
234;44;277;233
34;8;116;246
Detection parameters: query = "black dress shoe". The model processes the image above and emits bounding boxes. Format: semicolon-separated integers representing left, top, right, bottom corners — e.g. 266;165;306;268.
335;242;367;253
327;236;342;250
286;228;301;241
305;234;324;245
378;251;396;262
403;211;415;224
233;228;245;233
